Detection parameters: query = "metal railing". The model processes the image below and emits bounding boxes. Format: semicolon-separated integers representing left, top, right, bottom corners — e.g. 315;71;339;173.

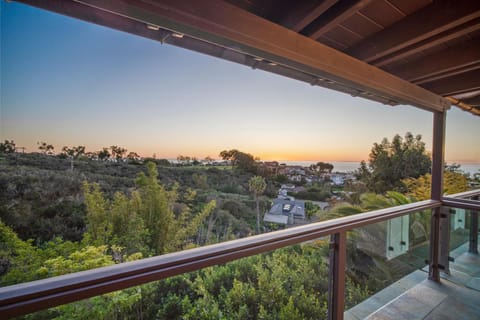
1;191;479;319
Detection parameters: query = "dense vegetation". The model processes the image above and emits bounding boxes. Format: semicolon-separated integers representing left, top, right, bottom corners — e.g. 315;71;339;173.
0;133;475;319
0;152;370;319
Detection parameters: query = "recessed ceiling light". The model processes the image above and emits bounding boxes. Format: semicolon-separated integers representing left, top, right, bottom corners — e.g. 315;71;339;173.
146;24;160;31
171;32;184;38
254;57;263;61
268;62;277;66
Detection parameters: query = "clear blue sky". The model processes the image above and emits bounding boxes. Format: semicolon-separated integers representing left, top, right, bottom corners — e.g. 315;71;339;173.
1;2;479;163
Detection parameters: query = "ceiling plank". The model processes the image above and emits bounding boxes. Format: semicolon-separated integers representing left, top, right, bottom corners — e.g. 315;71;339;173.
389;41;480;82
420;70;480;96
16;0;450;112
413;64;480;85
461;95;480;107
280;0;338;32
302;0;374;39
347;0;480;62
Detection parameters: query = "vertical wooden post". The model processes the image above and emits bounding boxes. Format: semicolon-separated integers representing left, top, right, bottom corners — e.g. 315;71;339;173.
328;232;346;320
429;111;446;282
470;196;479;254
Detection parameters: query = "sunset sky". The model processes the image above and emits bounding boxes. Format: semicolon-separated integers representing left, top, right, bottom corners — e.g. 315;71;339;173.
1;2;479;163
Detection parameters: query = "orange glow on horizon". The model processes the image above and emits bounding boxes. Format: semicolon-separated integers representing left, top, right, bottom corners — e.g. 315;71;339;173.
257;152;364;163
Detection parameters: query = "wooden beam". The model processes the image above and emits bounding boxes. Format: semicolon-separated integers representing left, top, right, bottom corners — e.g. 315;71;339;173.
389;41;480;82
16;0;450;112
280;0;338;32
302;0;373;39
420;70;480;96
447;97;480;116
347;0;480;63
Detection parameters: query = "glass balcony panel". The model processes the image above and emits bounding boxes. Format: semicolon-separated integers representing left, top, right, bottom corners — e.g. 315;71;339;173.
449;207;471;256
447;202;480;290
344;210;432;319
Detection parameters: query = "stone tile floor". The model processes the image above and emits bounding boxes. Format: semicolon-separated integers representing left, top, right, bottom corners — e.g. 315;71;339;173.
345;242;480;320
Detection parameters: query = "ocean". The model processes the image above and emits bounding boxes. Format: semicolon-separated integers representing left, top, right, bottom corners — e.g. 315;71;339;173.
280;161;480;175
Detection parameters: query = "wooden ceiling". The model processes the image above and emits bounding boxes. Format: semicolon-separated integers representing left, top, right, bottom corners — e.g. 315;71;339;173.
225;0;480;115
14;0;480;116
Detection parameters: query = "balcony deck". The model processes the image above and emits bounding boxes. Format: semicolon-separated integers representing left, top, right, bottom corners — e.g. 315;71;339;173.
346;242;480;320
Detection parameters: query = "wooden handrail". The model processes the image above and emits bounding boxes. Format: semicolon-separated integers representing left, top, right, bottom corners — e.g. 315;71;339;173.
0;199;440;318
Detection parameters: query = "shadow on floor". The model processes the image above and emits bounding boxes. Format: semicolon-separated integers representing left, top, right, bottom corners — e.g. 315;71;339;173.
346;242;480;320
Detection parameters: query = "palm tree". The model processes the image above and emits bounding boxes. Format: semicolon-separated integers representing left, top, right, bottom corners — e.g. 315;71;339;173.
249;176;267;234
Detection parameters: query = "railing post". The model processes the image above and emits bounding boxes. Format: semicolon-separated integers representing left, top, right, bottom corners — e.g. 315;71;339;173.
429;111;446;282
439;206;451;274
328;232;346;320
470;196;479;254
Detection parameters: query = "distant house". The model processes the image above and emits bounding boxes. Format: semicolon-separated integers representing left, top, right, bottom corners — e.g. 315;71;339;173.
288;174;303;182
278;189;288;197
257;161;280;175
278;165;305;176
264;198;305;225
330;174;345;186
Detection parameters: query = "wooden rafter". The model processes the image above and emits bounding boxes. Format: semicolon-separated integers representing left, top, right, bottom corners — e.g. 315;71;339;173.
347;0;480;62
389;41;480;83
413;64;480;85
372;17;480;67
302;0;373;39
280;0;338;32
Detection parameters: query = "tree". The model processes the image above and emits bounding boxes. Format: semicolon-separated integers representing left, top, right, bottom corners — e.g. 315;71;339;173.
357;132;431;193
403;171;469;201
234;151;257;172
134;162;216;254
110;145;127;161
0;140;16;153
249;176;266;234
220;149;257;172
61;146;84;170
135;162;175;254
61;145;85;170
37;141;55;155
177;155;193;166
203;156;214;164
310;162;334;175
82;182;112;246
219;149;238;165
127;151;141;163
97;148;111;161
0;220;42;286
